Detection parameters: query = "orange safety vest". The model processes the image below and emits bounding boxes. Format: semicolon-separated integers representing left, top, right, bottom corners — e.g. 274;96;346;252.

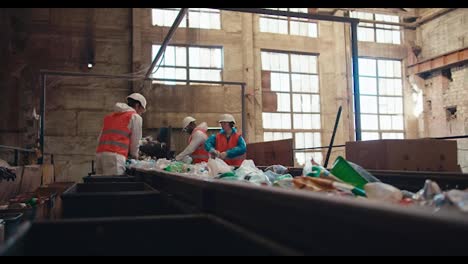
189;127;209;164
96;111;135;158
215;132;246;166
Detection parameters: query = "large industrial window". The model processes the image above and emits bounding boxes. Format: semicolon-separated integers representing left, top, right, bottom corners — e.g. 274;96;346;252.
259;8;318;38
357;58;405;140
151;44;223;84
152;8;221;29
261;50;322;165
350;11;401;44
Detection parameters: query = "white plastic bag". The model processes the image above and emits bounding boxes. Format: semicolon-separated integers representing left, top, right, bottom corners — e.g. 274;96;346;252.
207;158;232;177
235;160;271;186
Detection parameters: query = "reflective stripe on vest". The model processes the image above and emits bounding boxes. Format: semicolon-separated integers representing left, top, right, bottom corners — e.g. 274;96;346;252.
215;132;245;166
96;111;135;158
189;127;209;163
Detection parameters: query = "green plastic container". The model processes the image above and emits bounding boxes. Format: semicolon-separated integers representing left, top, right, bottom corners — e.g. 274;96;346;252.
330;156;371;190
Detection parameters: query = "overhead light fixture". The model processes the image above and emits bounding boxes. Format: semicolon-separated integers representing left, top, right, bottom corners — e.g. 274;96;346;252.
87;62;94;69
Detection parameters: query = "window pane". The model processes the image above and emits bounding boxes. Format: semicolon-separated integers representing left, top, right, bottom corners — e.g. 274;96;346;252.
379;97;403;114
392;115;404;130
293;114;321;129
380;115;404;130
164;46;175;66
380;115;391;130
360;77;377;95
210;13;221;29
382;132;404;139
268;52;289;72
263;113;291;129
189;11;201;28
379;78;402;96
295;132;321;148
358;27;375;42
189;47;200;67
291;54;317;73
271;73;290;92
292;94;320;113
264;132;293;142
290;21;317;37
392;30;401;44
362;132;380;141
199;12;210;29
359;58;376;76
361;114;379;130
291;74;318;93
175;47;187;66
277;93;291;112
361;96;378;114
189;69;221;81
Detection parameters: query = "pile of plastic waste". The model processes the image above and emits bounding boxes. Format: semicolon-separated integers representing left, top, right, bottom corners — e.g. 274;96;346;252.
127;155;468;213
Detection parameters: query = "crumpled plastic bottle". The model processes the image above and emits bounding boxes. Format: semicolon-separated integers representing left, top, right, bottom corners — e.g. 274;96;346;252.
446;189;468;212
413;180;442;201
265;165;288;175
364;182;403;203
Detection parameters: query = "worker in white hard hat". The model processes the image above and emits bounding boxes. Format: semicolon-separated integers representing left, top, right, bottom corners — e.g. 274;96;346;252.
175;116;209;164
95;93;147;175
204;114;246;166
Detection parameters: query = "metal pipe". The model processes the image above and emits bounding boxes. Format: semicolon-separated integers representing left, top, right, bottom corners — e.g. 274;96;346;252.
241;85;246;139
433;135;468;140
350;22;362;141
147;77;245;86
40;73;46;165
214;8;360;24
0;145;35;153
145;8;188;78
40;70;142;80
324;106;342;168
294;145;346;151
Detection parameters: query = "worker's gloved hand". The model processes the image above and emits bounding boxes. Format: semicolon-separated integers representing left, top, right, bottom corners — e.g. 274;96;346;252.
209;149;220;159
219;152;228;160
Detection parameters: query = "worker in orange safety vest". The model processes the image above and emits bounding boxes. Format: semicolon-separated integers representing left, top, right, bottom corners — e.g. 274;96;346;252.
175;116;209;164
204;114;246;167
95;93;147;175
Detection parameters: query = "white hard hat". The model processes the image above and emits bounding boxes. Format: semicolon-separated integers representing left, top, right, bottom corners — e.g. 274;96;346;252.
127;93;147;110
219;114;236;124
182;116;196;129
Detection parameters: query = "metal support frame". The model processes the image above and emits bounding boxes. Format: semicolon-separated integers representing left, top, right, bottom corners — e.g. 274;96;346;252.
324;106;342;168
37;8;366;157
40;73;46;164
350;22;361;141
145;8;188;79
215;8;360;24
38;70;247;156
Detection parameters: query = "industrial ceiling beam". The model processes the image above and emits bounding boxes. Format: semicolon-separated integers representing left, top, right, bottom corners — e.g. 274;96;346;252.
214;8;360;24
145;8;188;78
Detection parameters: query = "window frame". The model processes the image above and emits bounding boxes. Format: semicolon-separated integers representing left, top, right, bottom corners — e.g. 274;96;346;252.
356;56;406;140
259;8;319;38
261;49;323;165
350;11;401;44
152;8;222;30
151;44;224;85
